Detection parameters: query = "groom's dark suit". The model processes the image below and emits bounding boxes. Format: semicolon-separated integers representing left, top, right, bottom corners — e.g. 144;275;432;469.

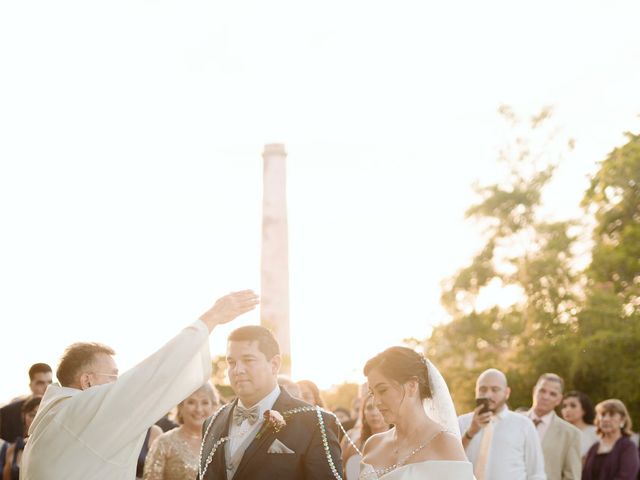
199;389;342;480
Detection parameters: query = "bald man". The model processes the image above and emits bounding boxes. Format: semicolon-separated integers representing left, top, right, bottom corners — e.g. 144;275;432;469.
458;369;546;480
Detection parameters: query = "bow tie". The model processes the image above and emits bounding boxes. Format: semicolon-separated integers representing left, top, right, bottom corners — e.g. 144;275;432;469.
233;404;260;426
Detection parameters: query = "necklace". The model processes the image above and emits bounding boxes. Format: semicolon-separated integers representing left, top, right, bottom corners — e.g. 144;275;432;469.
364;429;446;479
374;442;427;477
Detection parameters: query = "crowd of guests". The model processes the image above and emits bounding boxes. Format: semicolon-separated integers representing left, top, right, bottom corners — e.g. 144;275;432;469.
2;360;639;479
0;363;52;480
456;370;639;480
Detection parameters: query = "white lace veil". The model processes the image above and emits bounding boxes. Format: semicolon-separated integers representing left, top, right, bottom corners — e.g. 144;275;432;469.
422;358;461;439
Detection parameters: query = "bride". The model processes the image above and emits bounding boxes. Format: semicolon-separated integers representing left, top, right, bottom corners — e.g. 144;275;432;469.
359;347;473;479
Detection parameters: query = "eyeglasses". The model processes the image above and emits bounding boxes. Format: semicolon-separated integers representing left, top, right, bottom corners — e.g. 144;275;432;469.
91;372;119;379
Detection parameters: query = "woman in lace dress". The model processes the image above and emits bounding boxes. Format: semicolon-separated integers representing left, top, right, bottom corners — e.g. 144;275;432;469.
143;383;220;480
359;347;473;480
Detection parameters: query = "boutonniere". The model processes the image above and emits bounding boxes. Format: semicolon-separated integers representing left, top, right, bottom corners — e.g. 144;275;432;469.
256;409;287;439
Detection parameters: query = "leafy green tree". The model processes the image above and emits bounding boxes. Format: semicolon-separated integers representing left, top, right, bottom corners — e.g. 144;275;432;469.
422;111;640;425
426;106;580;413
582;132;640;304
577;131;640;424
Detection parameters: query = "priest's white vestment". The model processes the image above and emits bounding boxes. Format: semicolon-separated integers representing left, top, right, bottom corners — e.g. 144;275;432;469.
21;320;211;480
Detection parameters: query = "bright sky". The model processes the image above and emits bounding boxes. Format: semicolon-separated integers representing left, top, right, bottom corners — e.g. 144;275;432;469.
1;0;639;403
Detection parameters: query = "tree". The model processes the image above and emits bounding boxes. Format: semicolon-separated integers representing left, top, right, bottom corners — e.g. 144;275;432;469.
577;131;640;424
426;106;580;412
582;132;640;305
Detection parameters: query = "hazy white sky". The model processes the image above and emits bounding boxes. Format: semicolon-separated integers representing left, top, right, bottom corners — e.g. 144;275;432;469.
1;0;639;403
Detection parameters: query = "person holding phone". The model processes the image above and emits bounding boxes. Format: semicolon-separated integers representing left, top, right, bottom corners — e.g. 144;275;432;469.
458;369;546;480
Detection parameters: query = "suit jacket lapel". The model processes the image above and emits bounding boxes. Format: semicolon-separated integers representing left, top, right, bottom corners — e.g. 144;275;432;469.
232;390;296;479
201;401;235;477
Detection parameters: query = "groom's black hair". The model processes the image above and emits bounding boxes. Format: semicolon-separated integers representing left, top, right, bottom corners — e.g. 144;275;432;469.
228;325;280;360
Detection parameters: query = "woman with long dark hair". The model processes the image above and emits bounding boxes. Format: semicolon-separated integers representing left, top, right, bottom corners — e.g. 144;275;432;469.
561;391;599;459
359;346;472;479
342;395;390;479
2;395;41;480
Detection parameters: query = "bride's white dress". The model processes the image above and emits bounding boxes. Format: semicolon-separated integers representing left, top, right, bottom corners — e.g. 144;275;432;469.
359;460;473;479
360;460;474;480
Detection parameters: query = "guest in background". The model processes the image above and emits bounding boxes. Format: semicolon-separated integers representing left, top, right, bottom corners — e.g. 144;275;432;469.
338;393;364;434
278;376;302;400
143;383;219;479
341;395;389;479
296;380;325;408
459;369;545;480
136;425;162;479
0;364;51;443
155;413;178;433
333;407;351;425
0;440;6;475
582;399;639;480
350;395;362;424
562;391;599;459
2;395;42;480
527;373;582;480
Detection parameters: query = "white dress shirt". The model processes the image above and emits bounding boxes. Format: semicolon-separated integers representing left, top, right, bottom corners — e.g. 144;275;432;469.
459;407;547;480
578;425;599;457
527;409;554;441
21;320;212;480
228;385;281;457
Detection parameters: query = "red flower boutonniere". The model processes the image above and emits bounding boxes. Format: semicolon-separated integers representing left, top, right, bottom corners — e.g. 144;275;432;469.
256;409;287;439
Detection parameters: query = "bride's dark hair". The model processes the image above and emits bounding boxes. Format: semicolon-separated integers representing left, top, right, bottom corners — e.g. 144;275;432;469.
364;346;432;399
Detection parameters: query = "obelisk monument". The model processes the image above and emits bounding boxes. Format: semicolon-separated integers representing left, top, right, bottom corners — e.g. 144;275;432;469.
260;143;291;374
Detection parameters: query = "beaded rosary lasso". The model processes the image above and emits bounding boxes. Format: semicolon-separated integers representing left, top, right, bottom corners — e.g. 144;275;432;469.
198;405;359;480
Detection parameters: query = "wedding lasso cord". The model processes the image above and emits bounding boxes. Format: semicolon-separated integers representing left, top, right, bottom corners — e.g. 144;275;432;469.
198;404;231;480
198;405;359;480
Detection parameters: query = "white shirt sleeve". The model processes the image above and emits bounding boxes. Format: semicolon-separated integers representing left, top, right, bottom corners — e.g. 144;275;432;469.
458;414;471;441
60;320;212;460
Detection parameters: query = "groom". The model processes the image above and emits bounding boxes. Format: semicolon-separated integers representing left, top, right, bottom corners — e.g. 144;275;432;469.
199;325;342;479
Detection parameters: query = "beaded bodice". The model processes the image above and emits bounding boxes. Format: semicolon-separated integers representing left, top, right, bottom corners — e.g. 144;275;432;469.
143;428;200;480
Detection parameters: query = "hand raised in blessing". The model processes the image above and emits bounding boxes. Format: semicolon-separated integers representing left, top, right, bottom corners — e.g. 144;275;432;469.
200;290;259;331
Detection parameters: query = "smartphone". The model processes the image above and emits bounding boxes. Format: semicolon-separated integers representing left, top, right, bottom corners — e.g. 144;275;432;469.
475;397;490;414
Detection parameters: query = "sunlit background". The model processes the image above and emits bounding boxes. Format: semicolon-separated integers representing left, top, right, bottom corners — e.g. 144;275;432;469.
1;0;639;403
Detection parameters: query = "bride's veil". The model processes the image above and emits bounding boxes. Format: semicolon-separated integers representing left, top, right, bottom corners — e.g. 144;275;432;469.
422;358;461;439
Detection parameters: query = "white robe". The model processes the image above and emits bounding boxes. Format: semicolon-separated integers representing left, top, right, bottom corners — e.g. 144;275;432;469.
21;320;212;480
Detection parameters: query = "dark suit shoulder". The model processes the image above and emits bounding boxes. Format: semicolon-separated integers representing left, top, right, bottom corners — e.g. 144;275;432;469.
0;399;24;414
0;398;26;442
